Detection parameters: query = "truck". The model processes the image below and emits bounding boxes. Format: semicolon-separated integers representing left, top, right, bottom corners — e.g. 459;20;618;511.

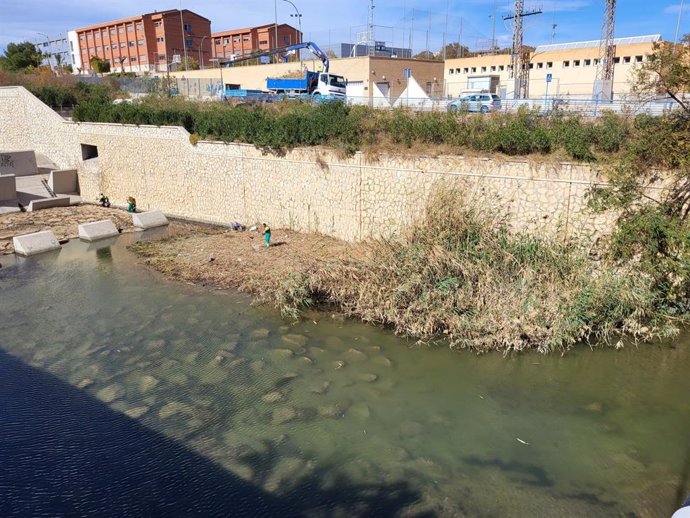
219;42;347;101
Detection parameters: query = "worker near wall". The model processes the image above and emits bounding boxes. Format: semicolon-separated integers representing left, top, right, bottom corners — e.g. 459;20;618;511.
262;223;271;248
127;196;137;213
98;193;111;208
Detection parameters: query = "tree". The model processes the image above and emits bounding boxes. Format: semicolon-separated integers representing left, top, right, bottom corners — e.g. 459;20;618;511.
90;56;111;75
414;50;439;61
440;42;473;59
631;40;690;114
0;41;42;71
326;49;337;59
180;56;200;71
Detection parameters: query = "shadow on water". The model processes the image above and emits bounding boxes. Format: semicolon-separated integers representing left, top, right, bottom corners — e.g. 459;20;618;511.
462;455;554;488
0;350;421;517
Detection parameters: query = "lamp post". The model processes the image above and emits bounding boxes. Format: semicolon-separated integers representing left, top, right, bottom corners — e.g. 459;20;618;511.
283;0;302;68
219;45;226;99
179;2;189;71
198;35;208;69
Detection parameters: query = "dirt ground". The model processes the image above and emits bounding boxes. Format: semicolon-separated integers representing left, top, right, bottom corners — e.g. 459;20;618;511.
0;205;358;297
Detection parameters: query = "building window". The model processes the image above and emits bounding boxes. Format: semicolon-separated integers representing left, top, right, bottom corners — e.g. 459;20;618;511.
490;65;496;71
183;24;192;31
136;24;143;30
243;36;250;41
537;62;543;69
127;25;133;32
120;43;126;48
284;36;290;43
155;21;162;28
129;41;135;47
594;58;599;65
79;34;84;40
215;38;221;45
233;37;239;43
138;40;144;46
95;33;100;39
96;46;102;52
157;37;164;42
481;66;487;72
119;28;124;33
463;67;469;73
70;41;74;50
573;59;580;67
635;55;643;63
471;67;476;72
613;57;620;64
110;29;116;35
158;54;166;61
455;68;460;73
185;39;193;48
623;56;631;63
563;60;570;67
89;47;95;53
140;55;147;61
584;59;591;66
87;33;92;40
224;38;230;44
449;69;454;75
259;39;268;45
498;65;504;71
131;56;137;62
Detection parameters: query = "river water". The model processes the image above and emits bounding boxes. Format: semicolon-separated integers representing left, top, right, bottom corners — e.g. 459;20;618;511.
0;234;688;517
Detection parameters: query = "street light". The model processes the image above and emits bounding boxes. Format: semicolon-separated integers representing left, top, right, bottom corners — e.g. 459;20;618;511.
219;45;227;100
282;0;303;68
198;35;208;69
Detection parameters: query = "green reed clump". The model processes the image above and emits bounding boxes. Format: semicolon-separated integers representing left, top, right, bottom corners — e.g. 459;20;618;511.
258;187;675;353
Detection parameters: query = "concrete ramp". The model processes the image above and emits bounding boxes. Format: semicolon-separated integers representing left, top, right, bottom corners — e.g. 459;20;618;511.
133;210;169;229
13;230;61;256
78;220;120;242
28;196;71;211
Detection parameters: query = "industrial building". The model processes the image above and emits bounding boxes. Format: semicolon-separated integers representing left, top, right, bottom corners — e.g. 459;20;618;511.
164;56;444;105
68;9;212;74
212;23;302;60
444;35;661;100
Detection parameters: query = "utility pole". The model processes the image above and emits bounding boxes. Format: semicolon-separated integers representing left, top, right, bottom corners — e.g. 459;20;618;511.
594;0;617;101
367;0;375;56
491;0;497;53
443;0;449;61
179;2;189;71
674;0;685;51
504;0;542;99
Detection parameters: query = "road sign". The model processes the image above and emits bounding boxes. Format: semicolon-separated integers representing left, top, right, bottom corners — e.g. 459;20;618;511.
546;73;553;83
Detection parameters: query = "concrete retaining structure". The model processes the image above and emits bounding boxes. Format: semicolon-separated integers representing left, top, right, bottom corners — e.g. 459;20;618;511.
0;86;667;243
0;149;38;177
78;219;119;241
48;169;79;194
13;230;61;256
27;196;71;212
133;210;169;229
0;174;16;201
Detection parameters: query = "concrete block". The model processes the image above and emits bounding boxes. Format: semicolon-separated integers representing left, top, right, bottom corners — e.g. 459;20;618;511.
13;230;61;256
0;150;38;177
0;174;16;201
48;169;79;194
28;196;71;212
132;210;169;229
78;220;119;241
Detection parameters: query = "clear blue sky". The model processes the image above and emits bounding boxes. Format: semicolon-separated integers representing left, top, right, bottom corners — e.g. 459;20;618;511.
0;0;687;55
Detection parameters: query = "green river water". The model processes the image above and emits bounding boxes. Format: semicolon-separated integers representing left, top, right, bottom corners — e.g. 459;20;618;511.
0;232;688;517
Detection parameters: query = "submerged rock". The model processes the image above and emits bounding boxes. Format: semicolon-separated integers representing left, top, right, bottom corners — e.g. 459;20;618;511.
272;406;298;425
250;328;270;339
356;373;378;383
274;372;299;388
250;360;265;372
263;457;308;494
400;420;424;437
270;348;294;359
318;404;344;418
158;401;192;419
262;391;285;403
373;356;393;368
324;336;344;348
584;402;605;414
124;406;150;419
139;375;160;393
297;356;313;365
76;378;95;390
184;351;200;363
348;402;371;421
331;360;346;370
345;348;368;361
310;380;330;395
281;334;308;348
96;384;124;403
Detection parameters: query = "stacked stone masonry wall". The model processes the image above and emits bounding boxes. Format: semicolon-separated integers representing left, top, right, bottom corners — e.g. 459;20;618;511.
1;86;653;243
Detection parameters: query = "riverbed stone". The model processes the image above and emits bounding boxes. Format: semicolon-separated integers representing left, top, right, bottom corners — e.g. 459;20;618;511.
250;360;265;372
331;360;346;370
250;328;270;339
373;355;393;367
76;378;95;389
270;348;294;359
400;420;424;437
356;373;378;383
96;384;124;403
324;336;344;348
200;368;228;385
318;404;344;418
346;348;368;361
281;334;308;348
159;401;192;419
263;457;307;493
124;406;150;419
310;381;330;394
584;402;605;413
272;406;298;425
297;356;313;365
274;372;299;388
262;391;285;403
309;346;326;356
139;375;159;392
184;351;200;363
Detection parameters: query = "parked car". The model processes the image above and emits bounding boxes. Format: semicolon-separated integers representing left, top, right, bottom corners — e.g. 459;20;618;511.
448;93;502;113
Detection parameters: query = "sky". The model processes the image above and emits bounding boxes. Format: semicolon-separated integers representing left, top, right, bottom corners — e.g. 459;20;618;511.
0;0;687;55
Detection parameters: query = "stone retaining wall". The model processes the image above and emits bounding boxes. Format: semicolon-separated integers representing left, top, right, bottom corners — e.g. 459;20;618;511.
0;86;640;242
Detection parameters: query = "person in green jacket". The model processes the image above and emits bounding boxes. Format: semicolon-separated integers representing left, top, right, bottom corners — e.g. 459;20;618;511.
262;223;271;248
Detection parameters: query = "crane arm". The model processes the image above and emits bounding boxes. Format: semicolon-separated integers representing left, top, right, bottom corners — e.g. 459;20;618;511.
219;41;330;72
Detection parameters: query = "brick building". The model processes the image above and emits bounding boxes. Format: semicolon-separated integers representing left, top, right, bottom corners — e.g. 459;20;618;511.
68;9;212;74
212;23;302;61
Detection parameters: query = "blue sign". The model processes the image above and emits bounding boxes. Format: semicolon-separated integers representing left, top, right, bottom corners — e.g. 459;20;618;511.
546;73;553;83
260;56;271;64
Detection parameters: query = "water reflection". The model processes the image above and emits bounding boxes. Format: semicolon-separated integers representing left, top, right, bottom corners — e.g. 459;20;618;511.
0;237;688;517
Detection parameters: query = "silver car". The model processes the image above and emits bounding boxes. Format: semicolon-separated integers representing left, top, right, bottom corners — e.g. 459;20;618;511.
448;93;502;113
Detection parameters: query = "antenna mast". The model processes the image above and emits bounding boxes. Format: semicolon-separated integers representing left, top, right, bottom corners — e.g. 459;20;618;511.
368;0;376;56
594;0;617;101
